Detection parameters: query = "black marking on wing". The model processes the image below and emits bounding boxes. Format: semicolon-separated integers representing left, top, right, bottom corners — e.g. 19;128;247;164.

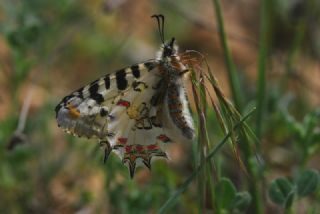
116;69;128;90
150;91;165;106
89;82;104;104
77;90;84;99
132;81;148;92
55;94;74;117
54;104;62;117
104;75;110;89
55;60;158;119
131;65;140;78
145;62;157;71
150;116;162;127
61;95;74;104
100;108;108;117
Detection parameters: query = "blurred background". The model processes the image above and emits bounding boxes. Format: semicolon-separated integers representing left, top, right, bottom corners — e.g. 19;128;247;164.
0;0;319;213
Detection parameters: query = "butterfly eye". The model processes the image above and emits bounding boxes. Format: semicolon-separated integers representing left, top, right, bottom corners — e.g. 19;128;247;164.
163;37;176;57
163;46;172;57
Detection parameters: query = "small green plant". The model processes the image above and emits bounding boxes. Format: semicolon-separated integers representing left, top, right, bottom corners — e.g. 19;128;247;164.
268;169;319;212
215;177;252;213
281;109;320;165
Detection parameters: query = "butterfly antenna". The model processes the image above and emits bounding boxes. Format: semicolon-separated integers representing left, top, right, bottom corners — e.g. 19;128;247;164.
159;14;165;43
151;14;165;44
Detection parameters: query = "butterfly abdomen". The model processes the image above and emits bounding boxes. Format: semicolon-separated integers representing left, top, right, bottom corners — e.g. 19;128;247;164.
167;81;195;140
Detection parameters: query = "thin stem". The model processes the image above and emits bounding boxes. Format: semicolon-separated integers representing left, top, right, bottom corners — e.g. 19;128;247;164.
253;2;271;212
211;0;243;111
17;88;34;132
256;0;271;140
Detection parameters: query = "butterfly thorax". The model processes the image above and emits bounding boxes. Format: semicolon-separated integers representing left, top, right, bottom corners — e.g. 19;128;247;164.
157;38;188;76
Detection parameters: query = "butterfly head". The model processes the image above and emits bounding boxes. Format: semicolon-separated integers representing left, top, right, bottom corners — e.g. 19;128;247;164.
152;14;179;61
163;37;178;57
157;37;179;60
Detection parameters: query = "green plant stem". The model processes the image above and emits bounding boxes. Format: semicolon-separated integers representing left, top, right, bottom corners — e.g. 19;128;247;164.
281;7;308;97
285;206;293;214
157;108;256;214
238;130;264;214
211;0;243;111
252;1;271;211
286;22;305;74
256;0;271;140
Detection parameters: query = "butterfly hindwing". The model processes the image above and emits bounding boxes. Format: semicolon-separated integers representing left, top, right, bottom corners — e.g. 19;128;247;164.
104;66;174;177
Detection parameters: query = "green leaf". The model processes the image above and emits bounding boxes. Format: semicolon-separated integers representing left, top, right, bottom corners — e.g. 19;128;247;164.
283;111;304;140
296;169;319;197
231;191;252;211
284;191;295;209
215;177;237;210
268;177;294;207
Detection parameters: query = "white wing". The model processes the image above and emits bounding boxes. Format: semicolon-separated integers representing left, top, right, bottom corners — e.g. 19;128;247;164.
55;60;157;139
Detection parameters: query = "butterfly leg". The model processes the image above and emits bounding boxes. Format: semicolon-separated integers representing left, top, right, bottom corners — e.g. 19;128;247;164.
99;140;112;163
143;157;152;170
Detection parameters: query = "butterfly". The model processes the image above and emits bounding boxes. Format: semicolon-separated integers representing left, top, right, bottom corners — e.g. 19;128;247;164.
55;14;195;178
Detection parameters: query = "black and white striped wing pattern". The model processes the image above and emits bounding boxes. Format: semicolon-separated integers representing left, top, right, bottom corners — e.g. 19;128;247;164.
55;60;172;177
55;60;157;139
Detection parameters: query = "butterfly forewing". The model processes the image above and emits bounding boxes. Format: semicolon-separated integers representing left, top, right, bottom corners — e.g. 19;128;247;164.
55;60;158;138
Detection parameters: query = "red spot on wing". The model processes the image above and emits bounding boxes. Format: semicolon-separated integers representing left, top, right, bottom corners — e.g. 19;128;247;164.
136;145;144;152
117;137;127;145
116;99;130;107
125;145;133;153
157;134;171;143
147;145;158;151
